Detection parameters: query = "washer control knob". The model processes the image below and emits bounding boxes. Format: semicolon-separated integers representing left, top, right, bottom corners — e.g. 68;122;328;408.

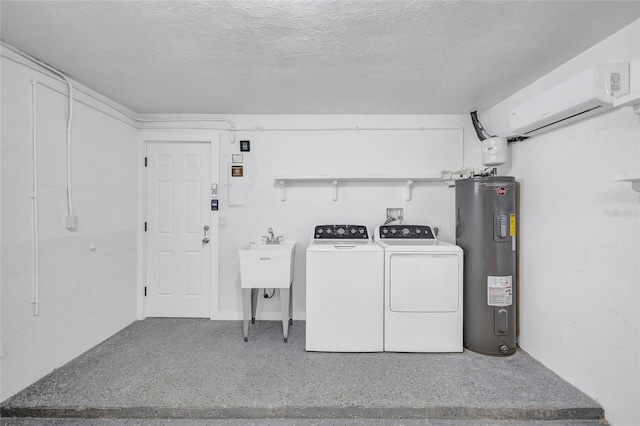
382;228;388;234
402;228;410;236
359;228;364;234
350;228;356;233
416;228;422;234
390;228;396;234
318;229;323;234
337;228;345;235
326;229;332;234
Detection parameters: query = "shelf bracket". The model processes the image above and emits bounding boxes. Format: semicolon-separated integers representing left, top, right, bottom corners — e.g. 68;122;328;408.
332;180;338;201
279;180;286;202
404;180;414;201
614;173;640;193
613;91;640;116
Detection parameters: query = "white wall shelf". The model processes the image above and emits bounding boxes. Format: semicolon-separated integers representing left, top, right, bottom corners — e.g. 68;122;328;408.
275;169;474;201
614;172;640;193
613;91;640;115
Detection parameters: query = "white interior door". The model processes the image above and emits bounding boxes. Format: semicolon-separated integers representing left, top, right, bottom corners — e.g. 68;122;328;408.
146;142;211;317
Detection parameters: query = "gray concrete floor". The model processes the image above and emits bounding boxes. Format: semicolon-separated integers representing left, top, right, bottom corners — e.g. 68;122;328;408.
1;319;605;424
0;419;610;426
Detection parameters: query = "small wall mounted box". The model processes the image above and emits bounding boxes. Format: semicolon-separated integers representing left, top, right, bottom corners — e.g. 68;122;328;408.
240;140;250;152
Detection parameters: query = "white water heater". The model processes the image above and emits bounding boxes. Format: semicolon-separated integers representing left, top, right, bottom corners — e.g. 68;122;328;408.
482;136;508;167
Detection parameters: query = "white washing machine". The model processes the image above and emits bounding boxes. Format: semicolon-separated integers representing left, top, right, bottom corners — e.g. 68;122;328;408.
306;225;383;352
375;225;463;352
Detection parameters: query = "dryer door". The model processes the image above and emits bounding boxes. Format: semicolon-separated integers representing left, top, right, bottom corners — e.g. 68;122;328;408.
388;253;460;312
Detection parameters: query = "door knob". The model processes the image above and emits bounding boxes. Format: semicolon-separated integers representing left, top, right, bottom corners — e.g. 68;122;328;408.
202;237;210;244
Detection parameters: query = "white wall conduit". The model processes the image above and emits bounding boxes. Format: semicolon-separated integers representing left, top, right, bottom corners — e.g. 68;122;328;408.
30;79;40;316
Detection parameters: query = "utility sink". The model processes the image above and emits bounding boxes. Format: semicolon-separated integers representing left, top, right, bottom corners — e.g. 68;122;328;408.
239;241;296;343
239;242;296;289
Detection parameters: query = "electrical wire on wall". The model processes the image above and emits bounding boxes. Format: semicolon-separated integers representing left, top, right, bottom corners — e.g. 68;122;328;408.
31;80;40;316
470;111;528;143
3;41;78;230
470;111;490;141
3;39;236;129
62;74;75;225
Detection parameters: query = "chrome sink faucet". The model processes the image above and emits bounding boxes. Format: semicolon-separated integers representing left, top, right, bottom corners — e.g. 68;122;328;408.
262;227;283;244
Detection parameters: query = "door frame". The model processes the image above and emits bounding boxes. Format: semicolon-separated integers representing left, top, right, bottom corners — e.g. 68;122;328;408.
137;130;220;320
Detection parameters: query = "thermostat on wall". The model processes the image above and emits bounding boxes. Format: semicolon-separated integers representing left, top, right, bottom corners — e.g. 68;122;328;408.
240;140;250;152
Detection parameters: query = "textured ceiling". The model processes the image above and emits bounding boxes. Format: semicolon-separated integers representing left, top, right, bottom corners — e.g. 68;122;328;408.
1;1;639;115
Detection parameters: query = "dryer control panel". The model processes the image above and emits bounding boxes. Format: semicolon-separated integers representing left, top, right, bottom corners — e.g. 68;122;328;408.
379;225;435;239
314;225;369;239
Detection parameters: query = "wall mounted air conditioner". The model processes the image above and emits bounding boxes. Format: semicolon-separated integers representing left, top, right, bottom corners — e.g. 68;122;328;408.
510;63;629;136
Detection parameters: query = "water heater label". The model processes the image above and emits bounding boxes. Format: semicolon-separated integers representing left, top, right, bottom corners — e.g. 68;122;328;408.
510;214;516;236
510;214;517;252
487;276;513;306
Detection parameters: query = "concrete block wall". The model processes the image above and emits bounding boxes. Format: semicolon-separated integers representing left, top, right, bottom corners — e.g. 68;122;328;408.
1;49;138;400
480;20;640;426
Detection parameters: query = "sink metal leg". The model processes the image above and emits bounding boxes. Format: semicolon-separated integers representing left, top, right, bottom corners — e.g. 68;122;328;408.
251;288;259;324
288;281;293;326
242;288;252;341
279;288;291;342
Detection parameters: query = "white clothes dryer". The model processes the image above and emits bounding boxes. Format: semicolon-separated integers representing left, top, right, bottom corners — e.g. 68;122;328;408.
306;225;383;352
375;225;463;352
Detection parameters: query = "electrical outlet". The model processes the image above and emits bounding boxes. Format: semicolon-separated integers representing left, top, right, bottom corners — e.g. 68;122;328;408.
65;215;79;230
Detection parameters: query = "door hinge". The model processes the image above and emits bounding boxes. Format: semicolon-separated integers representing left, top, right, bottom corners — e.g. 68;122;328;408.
144;222;147;232
144;286;147;297
144;157;148;167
